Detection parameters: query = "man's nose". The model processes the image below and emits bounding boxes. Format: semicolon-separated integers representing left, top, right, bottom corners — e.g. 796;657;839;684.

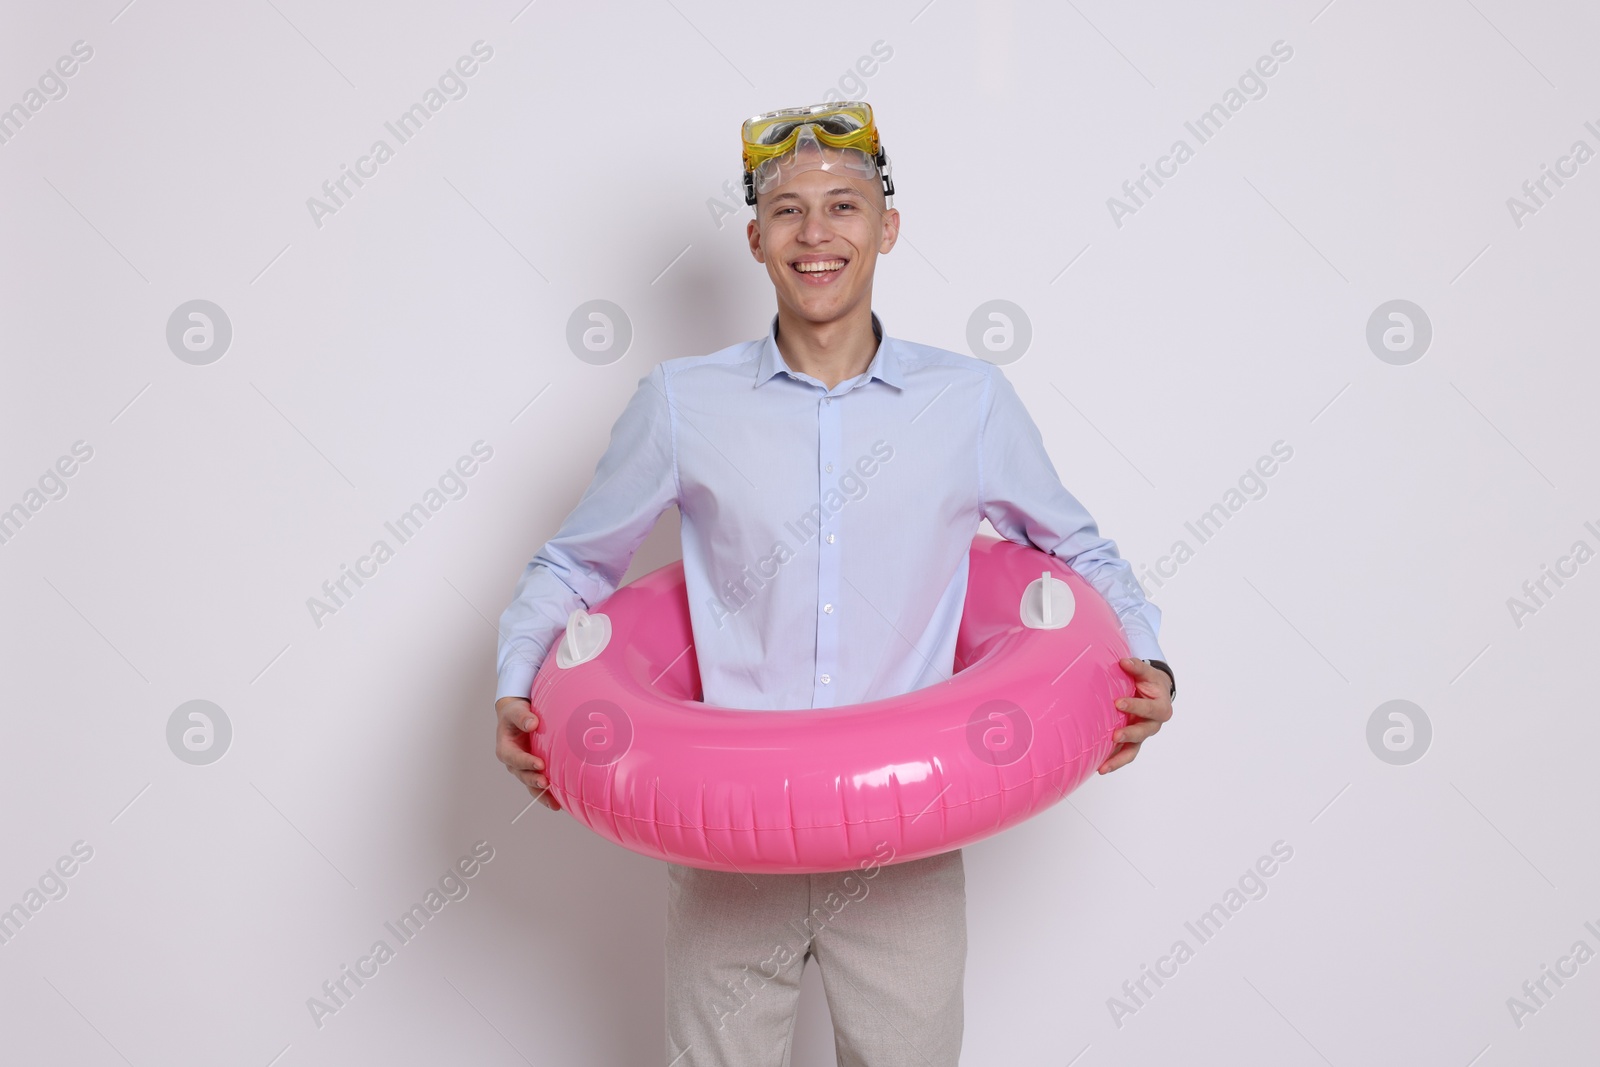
799;210;834;244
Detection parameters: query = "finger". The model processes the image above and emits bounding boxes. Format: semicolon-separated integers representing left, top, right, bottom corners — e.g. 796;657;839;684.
497;701;540;734
501;709;540;733
518;775;561;811
1118;656;1156;681
1119;659;1175;702
1114;720;1162;746
496;730;545;771
1122;658;1175;702
1114;694;1173;724
511;766;550;791
1098;740;1141;774
492;739;544;771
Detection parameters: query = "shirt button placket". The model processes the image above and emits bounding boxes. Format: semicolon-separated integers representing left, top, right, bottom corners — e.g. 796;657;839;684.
816;392;842;705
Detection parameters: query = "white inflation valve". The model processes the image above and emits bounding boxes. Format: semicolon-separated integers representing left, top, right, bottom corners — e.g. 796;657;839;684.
1020;569;1075;630
556;607;612;668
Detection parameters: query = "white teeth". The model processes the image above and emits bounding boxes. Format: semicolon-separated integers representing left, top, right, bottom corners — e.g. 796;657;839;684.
795;260;846;273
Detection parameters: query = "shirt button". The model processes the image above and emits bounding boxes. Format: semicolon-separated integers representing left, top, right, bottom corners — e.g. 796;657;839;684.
826;533;836;543
825;463;834;473
820;673;831;684
823;603;834;613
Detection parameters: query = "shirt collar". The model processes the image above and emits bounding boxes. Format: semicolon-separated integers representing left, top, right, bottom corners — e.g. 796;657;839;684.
753;311;906;391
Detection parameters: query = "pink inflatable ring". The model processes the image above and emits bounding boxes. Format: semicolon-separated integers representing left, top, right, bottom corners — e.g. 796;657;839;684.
526;534;1135;873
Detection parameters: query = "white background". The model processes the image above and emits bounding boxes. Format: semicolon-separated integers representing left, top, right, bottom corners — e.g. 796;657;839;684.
2;1;1596;1064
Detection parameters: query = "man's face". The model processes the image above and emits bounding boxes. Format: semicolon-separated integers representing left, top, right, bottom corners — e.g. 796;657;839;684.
746;162;899;327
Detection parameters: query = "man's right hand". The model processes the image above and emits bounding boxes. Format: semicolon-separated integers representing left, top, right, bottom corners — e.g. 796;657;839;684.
495;696;561;811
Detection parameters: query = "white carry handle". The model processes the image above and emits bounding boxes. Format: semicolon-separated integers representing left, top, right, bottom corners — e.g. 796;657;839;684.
556;607;612;668
1020;569;1074;630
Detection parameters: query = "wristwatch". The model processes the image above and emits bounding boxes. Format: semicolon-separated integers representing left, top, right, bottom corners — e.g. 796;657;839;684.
1142;659;1176;699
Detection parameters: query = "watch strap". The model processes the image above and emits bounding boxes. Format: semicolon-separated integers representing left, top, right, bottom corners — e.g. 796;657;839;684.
1144;658;1176;699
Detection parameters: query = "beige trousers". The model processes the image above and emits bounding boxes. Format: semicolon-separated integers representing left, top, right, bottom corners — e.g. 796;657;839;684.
664;848;967;1066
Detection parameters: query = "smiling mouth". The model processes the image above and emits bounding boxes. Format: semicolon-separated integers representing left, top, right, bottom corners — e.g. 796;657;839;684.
791;258;848;283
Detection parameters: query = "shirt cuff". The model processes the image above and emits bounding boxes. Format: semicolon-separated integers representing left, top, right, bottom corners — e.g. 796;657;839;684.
1124;631;1166;663
496;662;538;703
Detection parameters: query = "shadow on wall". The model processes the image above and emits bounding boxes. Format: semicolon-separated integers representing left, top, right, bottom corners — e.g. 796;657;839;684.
423;247;788;1057
425;492;690;1058
653;244;777;364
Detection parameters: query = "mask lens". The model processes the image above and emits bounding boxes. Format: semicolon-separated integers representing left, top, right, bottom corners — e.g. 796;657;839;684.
741;103;889;206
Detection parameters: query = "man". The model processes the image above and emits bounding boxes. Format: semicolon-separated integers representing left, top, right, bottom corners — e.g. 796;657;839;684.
494;101;1175;1066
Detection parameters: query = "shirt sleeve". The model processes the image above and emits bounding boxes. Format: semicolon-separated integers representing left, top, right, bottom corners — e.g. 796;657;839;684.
978;366;1166;662
495;362;679;701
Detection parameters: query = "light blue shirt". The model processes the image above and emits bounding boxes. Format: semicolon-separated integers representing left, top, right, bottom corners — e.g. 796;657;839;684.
496;312;1165;710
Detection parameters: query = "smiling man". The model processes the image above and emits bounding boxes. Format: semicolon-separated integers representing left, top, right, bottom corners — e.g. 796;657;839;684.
494;101;1175;1066
741;105;895;393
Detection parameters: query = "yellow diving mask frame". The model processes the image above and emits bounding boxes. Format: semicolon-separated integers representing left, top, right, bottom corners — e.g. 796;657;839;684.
740;101;895;207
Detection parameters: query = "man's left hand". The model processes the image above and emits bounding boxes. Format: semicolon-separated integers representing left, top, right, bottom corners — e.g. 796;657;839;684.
1098;658;1175;774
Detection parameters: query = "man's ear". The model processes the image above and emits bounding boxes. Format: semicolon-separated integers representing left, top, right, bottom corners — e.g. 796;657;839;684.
747;216;765;263
877;207;901;255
